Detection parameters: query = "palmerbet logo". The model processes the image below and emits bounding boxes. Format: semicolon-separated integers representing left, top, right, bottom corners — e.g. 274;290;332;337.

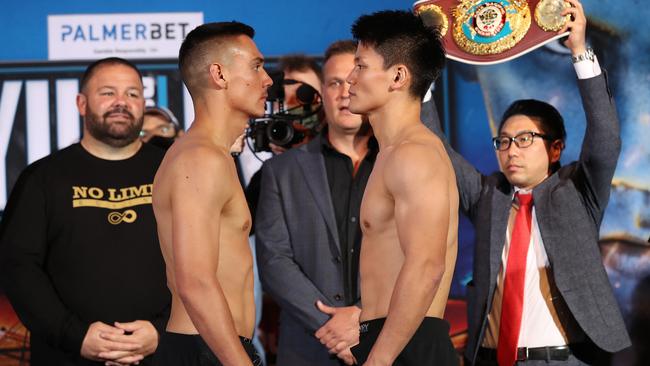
48;12;204;60
60;22;192;42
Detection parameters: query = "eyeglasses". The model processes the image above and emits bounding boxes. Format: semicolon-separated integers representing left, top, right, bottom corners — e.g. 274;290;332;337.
492;131;552;151
140;123;177;139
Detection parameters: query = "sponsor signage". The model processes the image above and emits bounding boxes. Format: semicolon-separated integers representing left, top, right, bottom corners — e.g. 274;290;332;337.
48;12;204;60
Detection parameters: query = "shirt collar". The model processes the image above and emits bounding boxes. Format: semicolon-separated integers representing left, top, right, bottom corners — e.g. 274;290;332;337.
320;126;378;160
512;174;549;199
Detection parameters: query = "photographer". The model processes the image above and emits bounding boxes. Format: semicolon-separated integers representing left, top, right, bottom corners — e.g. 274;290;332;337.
256;40;372;366
279;54;322;110
242;54;324;228
248;54;323;155
141;106;184;150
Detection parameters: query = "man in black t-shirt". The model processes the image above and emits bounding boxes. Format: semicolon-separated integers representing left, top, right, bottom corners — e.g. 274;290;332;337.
0;57;170;366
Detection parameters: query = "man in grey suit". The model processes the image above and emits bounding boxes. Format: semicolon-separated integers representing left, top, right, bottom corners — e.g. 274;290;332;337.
430;1;630;364
256;40;371;366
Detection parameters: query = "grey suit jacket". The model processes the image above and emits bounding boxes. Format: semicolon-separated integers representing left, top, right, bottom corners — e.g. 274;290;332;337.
256;136;350;366
427;72;631;364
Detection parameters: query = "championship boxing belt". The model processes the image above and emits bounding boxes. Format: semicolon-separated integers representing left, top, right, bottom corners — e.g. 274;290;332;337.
413;0;571;65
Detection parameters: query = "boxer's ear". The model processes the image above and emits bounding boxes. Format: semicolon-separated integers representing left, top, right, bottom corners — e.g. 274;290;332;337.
389;64;410;92
209;63;227;89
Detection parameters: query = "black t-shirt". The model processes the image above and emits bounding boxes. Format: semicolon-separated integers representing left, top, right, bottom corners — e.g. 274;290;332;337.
0;143;170;365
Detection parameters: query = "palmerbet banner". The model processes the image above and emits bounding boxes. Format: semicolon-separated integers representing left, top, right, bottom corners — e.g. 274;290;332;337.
0;60;192;211
47;12;204;60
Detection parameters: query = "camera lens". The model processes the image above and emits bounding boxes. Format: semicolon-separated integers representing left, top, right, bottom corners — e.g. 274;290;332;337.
267;120;294;146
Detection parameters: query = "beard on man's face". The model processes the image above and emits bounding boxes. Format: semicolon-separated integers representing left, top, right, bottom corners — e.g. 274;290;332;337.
85;105;143;148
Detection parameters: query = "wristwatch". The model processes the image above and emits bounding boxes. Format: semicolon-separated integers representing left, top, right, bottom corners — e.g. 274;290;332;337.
571;47;595;63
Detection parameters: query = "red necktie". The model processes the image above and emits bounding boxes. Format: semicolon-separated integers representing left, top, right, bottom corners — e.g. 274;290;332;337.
497;192;533;366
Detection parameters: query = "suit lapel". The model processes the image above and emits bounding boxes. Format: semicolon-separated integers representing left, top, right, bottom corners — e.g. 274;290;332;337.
532;174;557;264
489;188;513;291
296;140;341;255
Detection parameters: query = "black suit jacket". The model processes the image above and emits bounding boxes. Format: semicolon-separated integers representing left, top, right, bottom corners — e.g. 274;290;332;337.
256;136;352;366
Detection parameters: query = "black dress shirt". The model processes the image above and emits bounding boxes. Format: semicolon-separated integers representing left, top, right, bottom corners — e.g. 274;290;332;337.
321;133;378;305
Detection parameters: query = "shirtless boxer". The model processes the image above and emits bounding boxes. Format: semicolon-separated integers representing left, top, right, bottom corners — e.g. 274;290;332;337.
346;11;459;366
152;21;272;366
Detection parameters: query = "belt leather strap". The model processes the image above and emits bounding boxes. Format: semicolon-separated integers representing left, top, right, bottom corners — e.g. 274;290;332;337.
479;346;571;362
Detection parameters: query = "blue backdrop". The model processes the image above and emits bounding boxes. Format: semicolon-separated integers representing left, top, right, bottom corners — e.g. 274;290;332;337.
2;0;411;61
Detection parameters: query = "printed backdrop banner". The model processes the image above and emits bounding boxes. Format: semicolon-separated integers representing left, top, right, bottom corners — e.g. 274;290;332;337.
0;60;189;210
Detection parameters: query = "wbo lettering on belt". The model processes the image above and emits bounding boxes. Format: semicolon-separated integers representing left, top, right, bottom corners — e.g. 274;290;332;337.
413;0;571;65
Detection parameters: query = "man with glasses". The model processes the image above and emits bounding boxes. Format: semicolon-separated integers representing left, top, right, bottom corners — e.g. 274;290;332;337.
141;106;183;143
429;1;630;364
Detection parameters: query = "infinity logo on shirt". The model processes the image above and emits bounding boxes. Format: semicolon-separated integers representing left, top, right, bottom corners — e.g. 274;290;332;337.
108;210;137;225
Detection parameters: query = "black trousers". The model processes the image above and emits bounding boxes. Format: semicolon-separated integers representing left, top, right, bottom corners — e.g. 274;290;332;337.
154;331;261;366
350;317;459;366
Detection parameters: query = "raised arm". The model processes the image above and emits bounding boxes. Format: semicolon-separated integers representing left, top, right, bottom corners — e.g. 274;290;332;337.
563;0;620;220
574;72;620;222
364;143;453;365
255;161;331;332
170;148;251;366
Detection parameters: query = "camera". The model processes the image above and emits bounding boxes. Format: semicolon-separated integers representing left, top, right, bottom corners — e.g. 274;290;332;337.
247;71;321;152
248;118;306;153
